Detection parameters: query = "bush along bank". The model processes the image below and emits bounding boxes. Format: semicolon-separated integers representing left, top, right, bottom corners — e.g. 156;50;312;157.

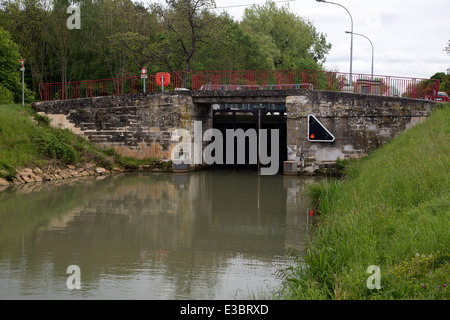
277;104;449;300
0;104;172;187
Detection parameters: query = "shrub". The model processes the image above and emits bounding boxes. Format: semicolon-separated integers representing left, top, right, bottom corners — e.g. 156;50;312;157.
34;113;52;127
0;84;14;104
33;133;79;164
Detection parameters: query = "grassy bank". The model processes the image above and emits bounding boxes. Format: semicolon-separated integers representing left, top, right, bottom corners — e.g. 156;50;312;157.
279;104;449;300
0;104;171;180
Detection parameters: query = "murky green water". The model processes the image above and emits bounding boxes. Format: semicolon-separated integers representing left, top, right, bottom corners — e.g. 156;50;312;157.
0;170;312;300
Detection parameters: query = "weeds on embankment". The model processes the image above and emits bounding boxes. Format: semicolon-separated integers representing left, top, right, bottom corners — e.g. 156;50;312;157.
277;104;449;300
0;104;171;180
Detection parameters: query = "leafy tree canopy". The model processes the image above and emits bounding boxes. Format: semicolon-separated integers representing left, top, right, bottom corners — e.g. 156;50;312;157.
240;0;331;70
431;72;450;93
0;0;332;98
0;26;33;103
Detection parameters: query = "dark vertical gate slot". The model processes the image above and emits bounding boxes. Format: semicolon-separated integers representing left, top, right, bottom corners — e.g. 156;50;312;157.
212;104;287;173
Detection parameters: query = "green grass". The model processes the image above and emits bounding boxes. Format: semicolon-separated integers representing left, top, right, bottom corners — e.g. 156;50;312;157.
0;104;171;179
0;104;45;176
278;104;450;300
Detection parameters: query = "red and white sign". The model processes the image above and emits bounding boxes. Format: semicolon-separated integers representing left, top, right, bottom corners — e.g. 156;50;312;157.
141;67;148;79
20;59;25;67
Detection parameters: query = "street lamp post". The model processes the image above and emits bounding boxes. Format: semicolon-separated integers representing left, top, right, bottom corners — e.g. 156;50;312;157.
316;0;353;88
346;31;374;80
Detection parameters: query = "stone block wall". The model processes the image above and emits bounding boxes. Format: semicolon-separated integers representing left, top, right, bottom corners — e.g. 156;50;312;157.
32;92;200;160
32;89;436;170
286;90;436;169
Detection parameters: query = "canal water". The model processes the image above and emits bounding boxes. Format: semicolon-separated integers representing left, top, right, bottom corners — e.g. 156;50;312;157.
0;170;312;300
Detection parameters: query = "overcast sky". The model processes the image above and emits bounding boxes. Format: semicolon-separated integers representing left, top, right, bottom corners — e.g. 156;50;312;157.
148;0;449;79
206;0;450;79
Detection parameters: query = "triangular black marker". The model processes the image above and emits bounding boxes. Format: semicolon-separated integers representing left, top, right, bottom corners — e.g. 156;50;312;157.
307;115;335;142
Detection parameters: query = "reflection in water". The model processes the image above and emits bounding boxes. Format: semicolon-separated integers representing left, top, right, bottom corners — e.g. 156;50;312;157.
0;170;312;299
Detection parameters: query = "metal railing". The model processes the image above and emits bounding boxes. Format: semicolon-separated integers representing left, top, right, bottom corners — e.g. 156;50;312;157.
38;69;440;101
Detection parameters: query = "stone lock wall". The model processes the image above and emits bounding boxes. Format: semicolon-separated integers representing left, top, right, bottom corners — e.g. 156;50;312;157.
32;92;204;160
33;90;436;171
286;90;436;170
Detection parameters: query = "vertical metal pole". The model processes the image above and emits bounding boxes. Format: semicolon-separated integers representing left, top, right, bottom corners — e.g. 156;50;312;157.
371;43;374;81
349;15;353;88
22;66;25;106
318;1;353;88
143;77;146;93
162;74;164;92
348;31;374;80
257;109;261;174
300;119;304;167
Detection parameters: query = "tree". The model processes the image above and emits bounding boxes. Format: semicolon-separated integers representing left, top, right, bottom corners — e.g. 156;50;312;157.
0;0;50;94
192;13;272;71
153;0;217;80
240;0;331;71
102;2;163;75
431;72;450;93
83;0;145;80
46;1;77;97
445;40;449;55
1;0;334;99
0;27;34;103
402;76;442;99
